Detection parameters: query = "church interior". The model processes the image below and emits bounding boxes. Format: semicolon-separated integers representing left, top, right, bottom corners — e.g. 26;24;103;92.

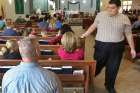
0;0;140;93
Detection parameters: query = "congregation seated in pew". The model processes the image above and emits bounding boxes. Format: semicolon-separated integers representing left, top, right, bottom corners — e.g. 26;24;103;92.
0;40;21;59
58;32;84;60
2;37;63;93
0;19;19;36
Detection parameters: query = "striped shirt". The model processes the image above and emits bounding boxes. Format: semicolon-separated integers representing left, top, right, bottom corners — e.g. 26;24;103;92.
93;11;132;42
2;62;63;93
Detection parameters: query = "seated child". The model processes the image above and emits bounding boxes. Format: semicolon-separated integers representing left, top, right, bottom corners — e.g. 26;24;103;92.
4;40;21;59
58;32;84;60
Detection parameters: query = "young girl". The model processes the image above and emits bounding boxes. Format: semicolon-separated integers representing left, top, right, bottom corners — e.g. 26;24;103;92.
4;40;21;59
58;32;84;60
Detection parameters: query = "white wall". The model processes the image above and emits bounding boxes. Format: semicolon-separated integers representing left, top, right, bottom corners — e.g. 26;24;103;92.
100;0;109;11
2;0;30;20
60;0;96;13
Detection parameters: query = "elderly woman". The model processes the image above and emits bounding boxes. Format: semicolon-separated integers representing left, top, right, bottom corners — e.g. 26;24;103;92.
2;37;63;93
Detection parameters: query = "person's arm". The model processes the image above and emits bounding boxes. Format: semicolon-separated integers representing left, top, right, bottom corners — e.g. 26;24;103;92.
125;25;136;58
81;23;97;38
81;13;99;38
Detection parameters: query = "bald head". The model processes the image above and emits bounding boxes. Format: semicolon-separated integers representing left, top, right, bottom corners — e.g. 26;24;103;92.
18;37;40;62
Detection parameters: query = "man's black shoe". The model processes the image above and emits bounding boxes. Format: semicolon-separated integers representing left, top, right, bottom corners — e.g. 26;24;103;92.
105;85;117;93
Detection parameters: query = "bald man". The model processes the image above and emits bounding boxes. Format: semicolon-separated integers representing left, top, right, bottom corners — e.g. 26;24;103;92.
2;37;63;93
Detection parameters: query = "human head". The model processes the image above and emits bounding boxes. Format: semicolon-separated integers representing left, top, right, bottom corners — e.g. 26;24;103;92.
0;16;2;20
60;24;73;35
26;14;30;18
5;19;13;27
6;40;18;51
107;0;121;16
38;18;44;23
57;16;61;21
18;37;40;62
41;31;47;38
1;46;8;55
61;32;77;53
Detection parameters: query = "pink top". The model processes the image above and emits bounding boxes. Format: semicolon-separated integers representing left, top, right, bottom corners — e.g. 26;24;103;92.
58;47;84;60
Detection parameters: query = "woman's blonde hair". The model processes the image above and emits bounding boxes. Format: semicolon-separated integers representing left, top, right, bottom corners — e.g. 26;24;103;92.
61;32;77;53
6;40;19;51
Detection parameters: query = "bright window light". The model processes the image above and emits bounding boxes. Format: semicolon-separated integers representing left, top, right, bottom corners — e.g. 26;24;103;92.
100;1;103;7
8;0;12;4
128;1;132;5
72;0;76;3
83;0;86;4
24;0;27;3
123;1;128;5
61;0;64;4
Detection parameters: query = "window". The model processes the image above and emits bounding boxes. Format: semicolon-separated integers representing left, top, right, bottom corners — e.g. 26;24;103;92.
122;0;133;10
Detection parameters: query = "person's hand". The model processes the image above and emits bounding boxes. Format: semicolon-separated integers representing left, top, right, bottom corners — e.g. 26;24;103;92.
131;49;136;59
80;34;86;38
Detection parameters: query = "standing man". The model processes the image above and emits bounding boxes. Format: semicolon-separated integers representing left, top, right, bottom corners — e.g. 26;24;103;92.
2;37;63;93
81;0;136;93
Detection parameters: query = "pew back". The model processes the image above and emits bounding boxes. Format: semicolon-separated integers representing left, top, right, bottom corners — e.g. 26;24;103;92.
0;60;96;93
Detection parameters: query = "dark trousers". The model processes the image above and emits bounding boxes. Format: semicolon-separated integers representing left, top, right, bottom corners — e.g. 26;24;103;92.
94;40;125;89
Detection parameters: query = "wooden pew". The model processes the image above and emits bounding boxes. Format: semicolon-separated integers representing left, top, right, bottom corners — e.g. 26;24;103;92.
0;44;61;60
0;60;96;93
0;35;56;40
0;44;61;54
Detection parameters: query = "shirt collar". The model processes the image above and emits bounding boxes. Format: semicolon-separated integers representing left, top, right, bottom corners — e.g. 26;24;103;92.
19;62;38;68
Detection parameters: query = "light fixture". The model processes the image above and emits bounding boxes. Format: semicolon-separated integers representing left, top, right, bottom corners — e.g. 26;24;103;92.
72;0;76;3
83;0;86;4
100;1;103;7
61;0;64;4
24;0;27;3
8;0;12;4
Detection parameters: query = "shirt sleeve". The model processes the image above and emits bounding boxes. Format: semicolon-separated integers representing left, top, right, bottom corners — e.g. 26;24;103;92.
93;13;100;27
2;74;6;93
124;16;132;36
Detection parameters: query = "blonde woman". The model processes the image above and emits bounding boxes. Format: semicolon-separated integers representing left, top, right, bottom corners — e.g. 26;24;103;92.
58;32;84;60
4;40;21;59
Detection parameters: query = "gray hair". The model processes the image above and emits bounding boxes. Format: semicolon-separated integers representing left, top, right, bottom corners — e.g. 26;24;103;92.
18;37;40;58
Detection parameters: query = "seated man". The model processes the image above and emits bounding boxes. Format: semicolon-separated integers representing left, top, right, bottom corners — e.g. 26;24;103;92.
2;37;63;93
132;15;140;29
0;19;18;36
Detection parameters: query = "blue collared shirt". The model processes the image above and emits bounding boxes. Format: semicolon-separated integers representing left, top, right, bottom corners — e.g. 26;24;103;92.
1;28;18;36
2;62;63;93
